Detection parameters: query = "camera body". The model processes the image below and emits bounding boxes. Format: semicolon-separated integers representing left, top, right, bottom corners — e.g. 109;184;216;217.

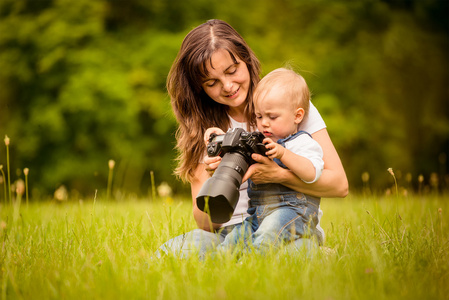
196;128;267;223
206;128;267;163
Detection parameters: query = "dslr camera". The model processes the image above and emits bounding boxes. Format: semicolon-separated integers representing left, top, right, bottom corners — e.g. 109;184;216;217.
196;128;267;223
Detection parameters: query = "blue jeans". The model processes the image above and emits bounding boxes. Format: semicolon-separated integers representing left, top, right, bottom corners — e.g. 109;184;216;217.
153;225;237;259
218;194;322;253
154;222;318;259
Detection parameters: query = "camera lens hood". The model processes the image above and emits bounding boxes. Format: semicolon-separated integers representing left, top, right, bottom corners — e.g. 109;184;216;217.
196;152;249;223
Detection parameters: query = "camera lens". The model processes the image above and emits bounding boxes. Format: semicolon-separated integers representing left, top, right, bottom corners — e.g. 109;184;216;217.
196;152;249;223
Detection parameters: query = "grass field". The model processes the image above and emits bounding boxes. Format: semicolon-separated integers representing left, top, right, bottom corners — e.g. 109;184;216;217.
0;193;448;300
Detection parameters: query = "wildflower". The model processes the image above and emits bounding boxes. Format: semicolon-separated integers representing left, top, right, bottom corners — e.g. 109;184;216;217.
430;172;439;189
387;168;394;177
54;185;68;201
4;135;9;146
24;168;29;176
361;172;370;183
157;182;172;198
107;160;115;200
15;179;25;196
418;174;424;183
387;168;399;197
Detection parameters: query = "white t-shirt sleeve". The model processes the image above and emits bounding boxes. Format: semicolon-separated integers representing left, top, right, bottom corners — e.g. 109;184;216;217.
298;101;326;134
285;134;324;184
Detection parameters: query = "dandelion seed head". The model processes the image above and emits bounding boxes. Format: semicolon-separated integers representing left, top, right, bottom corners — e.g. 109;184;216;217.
362;172;370;183
430;172;439;188
418;174;424;183
54;185;68;201
387;168;395;176
15;179;25;196
157;182;172;198
108;160;115;170
4;135;9;146
24;168;29;176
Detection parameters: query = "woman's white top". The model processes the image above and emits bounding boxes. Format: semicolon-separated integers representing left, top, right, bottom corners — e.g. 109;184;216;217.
222;102;327;233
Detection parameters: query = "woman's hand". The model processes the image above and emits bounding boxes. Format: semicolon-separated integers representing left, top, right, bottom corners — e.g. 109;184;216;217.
242;153;281;184
204;127;225;144
203;127;225;176
203;155;222;176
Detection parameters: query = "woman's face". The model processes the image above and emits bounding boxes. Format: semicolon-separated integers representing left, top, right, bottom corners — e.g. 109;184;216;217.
201;49;251;114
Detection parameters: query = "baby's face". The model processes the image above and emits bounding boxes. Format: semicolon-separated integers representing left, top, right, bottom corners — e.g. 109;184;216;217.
254;86;302;142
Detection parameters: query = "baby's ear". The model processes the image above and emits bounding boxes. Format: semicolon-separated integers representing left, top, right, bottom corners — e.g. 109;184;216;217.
295;107;305;124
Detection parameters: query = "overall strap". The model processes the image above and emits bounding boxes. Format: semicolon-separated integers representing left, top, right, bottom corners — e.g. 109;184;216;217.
278;130;312;144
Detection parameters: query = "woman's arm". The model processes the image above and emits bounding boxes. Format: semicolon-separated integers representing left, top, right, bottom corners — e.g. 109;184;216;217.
190;163;222;231
243;128;348;198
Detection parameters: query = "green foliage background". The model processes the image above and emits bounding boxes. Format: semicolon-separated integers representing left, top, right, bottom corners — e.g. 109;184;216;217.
0;0;448;198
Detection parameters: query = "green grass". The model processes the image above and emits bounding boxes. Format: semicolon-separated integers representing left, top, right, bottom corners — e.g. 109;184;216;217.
0;194;448;300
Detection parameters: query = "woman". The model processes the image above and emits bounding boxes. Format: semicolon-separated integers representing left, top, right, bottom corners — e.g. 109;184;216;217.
156;19;348;258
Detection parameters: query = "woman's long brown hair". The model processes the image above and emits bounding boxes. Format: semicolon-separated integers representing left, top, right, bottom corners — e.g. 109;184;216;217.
167;19;261;182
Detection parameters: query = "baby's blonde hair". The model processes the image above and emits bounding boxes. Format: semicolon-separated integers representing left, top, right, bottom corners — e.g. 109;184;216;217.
254;67;310;115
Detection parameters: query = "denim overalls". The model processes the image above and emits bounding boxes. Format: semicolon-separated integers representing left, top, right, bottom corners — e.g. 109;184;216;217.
246;131;323;248
217;131;323;253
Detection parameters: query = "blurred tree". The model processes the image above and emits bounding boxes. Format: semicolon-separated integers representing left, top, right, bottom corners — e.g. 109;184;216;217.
0;0;180;197
0;0;447;198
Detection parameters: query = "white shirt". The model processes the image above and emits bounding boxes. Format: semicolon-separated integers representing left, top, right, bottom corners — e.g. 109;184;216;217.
284;133;324;183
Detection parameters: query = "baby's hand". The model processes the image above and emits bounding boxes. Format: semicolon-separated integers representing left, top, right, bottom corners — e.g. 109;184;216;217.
263;137;285;159
204;127;225;145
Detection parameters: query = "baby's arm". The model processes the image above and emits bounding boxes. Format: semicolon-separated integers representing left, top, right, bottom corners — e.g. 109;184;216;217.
264;137;323;184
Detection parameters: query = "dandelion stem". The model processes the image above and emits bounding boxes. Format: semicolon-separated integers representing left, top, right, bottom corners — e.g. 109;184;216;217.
107;160;115;201
387;168;399;198
0;167;6;205
93;189;98;214
25;176;29;206
393;177;398;197
24;168;29;207
150;171;156;201
5;136;11;205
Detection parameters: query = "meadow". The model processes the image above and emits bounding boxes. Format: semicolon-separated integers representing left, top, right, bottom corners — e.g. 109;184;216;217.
0;193;448;300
